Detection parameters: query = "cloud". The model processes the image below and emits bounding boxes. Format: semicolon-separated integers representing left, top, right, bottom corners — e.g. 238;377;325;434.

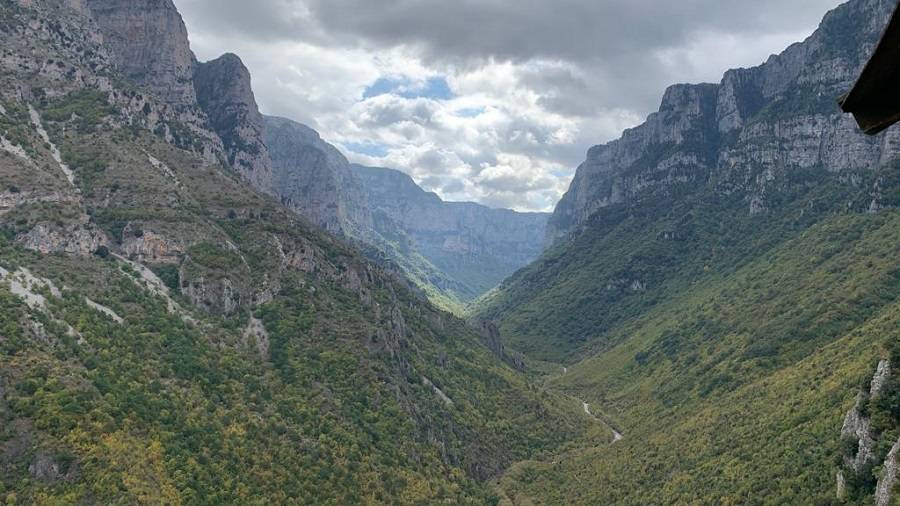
175;0;844;211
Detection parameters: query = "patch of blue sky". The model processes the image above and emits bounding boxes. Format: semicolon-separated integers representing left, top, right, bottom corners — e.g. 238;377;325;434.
550;168;575;178
455;106;486;118
341;141;390;157
363;75;454;100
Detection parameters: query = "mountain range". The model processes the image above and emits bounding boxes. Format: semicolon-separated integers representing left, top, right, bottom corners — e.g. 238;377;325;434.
477;0;900;502
1;0;900;504
262;114;549;312
0;0;584;503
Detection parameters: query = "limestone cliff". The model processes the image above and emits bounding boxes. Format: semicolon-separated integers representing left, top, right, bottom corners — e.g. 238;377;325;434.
353;164;549;301
84;0;197;107
194;54;273;193
84;0;273;192
547;0;900;244
263;116;547;305
264;116;373;237
837;359;900;504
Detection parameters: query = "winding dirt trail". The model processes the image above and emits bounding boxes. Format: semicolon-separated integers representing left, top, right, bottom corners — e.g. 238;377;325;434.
550;365;623;443
582;400;623;442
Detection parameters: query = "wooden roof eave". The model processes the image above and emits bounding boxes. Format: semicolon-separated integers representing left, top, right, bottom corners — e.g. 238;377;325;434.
840;2;900;135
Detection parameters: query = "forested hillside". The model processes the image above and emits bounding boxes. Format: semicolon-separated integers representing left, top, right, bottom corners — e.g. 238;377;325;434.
0;1;596;503
478;0;900;503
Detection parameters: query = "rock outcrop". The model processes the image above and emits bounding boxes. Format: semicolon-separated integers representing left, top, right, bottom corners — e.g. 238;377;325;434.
19;222;106;256
84;0;273;190
837;358;899;503
265;116;373;237
353;164;549;301
547;0;900;244
469;319;526;372
876;438;900;506
194;54;273;193
29;453;64;483
242;316;270;360
84;0;197;107
841;391;877;473
121;229;184;264
265;119;547;303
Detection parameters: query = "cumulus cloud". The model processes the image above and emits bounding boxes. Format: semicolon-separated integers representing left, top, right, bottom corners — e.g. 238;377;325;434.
176;0;843;211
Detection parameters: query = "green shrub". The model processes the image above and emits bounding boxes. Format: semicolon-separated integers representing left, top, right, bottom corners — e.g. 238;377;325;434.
187;242;242;271
42;89;116;132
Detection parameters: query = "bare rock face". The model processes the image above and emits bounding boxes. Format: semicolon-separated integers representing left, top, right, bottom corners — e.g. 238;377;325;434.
469;319;526;372
121;230;184;264
265;116;373;237
194;54;273;193
29;453;62;483
18;223;106;256
549;82;719;244
547;0;900;244
870;359;891;397
353;164;549;300
840;392;876;472
837;359;898;502
243;317;270;360
179;274;241;316
84;0;196;107
875;438;900;506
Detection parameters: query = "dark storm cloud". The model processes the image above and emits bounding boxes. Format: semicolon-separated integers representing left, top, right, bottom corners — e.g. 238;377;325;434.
177;0;841;113
182;0;838;62
177;0;314;42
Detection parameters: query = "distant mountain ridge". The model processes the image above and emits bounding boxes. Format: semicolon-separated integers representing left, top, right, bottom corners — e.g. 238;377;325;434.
351;163;549;304
77;0;545;308
261;114;549;309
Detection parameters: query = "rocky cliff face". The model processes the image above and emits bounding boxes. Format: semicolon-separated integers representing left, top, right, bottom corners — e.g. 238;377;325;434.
837;359;900;504
876;438;900;506
58;0;546;307
263;116;547;305
548;0;900;244
353;164;549;300
194;54;273;193
549;83;719;243
83;0;273;193
84;0;197;107
264;116;372;237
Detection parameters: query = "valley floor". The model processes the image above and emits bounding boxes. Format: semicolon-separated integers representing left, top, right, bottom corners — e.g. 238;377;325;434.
488;211;900;504
494;363;625;505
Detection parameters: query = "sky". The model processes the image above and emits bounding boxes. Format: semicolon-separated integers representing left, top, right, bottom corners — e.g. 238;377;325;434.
175;0;844;212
